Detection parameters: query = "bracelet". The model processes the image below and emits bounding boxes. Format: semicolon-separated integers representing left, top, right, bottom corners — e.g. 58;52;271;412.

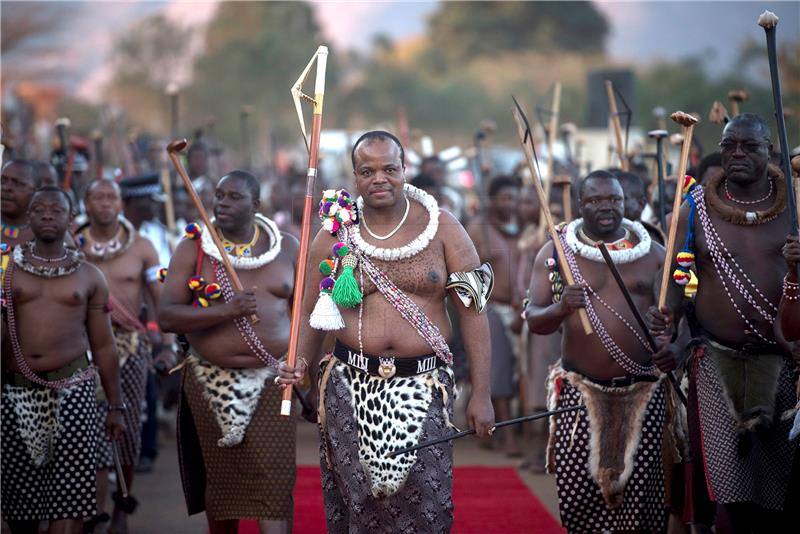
107;402;128;412
783;274;800;301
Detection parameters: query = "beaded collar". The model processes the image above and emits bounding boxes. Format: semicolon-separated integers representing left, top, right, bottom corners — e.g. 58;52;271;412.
351;184;440;262
13;242;83;278
200;213;282;270
565;218;651;264
704;164;786;226
76;217;136;262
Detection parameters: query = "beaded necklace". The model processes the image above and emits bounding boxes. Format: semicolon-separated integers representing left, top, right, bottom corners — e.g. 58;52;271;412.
690;186;777;344
76;218;136;262
2;259;96;389
220;225;260;257
557;229;655;375
13;242;82;278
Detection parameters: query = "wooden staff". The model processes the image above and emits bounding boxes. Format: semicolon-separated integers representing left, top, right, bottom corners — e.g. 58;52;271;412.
647;129;669;231
553;174;572;222
54;117;74;191
160;146;176;234
284;45;329;416
512;96;592;335
91;130;103;179
240;105;253;170
708;101;730;125
658;111;699;311
167;139;258;325
166;83;179;140
758;11;799;244
727;89;748;118
605;80;628;171
397;106;410;148
596;243;687;406
536;82;562;244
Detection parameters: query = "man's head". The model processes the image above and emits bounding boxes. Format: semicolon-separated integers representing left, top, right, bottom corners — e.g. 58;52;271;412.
488;175;521;222
28;186;73;243
696;151;723;185
613;170;647;221
351;131;406;210
85;179;122;226
187;140;209;178
518;185;541;225
34;161;59;187
410;173;441;202
120;173;165;223
579;170;624;236
720;113;772;185
420;156;446;186
214;170;260;232
1;159;40;219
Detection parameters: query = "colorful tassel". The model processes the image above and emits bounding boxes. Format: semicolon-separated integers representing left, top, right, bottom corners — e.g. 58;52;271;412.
331;254;362;308
682;175;697;196
309;291;345;331
184;223;202;240
676;251;695;269
157;268;168;283
188;275;205;291
204;282;222;299
0;243;9;255
193;297;209;308
672;268;691;285
319;259;335;276
332;242;349;257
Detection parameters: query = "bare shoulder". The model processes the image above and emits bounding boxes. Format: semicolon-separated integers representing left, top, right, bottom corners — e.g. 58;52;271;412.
438;209;470;242
534;239;555;264
648;240;666;264
169;238;198;268
80;261;109;290
310;227;337;255
133;232;159;258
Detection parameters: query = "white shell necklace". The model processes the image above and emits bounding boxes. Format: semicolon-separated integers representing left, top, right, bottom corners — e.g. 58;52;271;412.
565;218;651;264
352;184;440;262
361;196;410;240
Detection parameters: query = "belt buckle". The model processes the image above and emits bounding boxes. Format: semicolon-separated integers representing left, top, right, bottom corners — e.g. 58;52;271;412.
378;357;397;379
610;376;629;387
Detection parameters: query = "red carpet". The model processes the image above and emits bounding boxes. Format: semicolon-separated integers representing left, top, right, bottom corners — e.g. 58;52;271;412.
240;466;563;533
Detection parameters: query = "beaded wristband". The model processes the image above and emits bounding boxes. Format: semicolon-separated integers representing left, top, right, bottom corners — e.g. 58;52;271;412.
783;274;800;301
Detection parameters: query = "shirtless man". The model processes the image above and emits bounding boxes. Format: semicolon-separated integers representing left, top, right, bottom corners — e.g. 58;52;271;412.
649;114;798;532
1;187;123;534
526;170;671;532
468;175;522;455
158;171;299;534
280;131;494;533
76;179;173;533
1;159;39;249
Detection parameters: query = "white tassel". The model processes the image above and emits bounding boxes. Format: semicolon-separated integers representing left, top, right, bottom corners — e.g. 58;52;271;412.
309;292;345;331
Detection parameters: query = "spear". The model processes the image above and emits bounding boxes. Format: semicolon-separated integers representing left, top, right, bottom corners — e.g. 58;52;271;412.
647;129;669;230
727;89;748;118
758;11;798;251
536;82;562;244
605;80;629;171
92;130;103;179
512;96;592;335
283;45;329;417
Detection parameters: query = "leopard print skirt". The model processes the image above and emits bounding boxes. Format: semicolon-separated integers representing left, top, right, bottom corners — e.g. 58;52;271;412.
319;356;456;534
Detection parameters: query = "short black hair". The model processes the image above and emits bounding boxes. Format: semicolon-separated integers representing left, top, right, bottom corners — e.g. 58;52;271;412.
2;159;40;188
612;170;645;198
410;173;438;190
696;151;723;183
351;130;405;170
30;185;73;213
724;112;771;142
488;174;521;198
221;170;260;201
578;170;620;200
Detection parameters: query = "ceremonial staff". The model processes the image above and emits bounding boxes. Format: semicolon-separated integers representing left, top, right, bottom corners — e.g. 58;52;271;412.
758;11;799;253
605;80;629;171
240;105;253;171
708;101;730;125
167;139;258;326
282;45;329;417
727;89;748;118
54;117;75;192
658;111;699;311
512;96;593;335
596;243;687;406
554;174;573;222
536;82;562;243
92;130;103;179
647;129;669;230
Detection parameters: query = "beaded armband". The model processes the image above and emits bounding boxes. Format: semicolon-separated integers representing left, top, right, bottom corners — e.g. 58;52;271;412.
784;274;800;301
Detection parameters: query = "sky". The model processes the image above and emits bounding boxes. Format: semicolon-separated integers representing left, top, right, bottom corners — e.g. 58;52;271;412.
3;0;798;102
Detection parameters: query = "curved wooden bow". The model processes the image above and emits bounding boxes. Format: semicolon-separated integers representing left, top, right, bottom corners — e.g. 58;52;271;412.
282;45;329;417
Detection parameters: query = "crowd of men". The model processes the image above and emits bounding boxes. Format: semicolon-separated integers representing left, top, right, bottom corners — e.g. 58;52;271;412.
1;105;799;534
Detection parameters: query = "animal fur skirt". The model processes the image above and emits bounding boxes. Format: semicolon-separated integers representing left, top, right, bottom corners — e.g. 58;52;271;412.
2;376;99;522
177;356;296;521
546;365;669;532
317;355;456;534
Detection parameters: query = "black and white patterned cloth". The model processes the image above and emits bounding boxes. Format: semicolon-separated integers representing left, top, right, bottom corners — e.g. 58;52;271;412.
552;378;668;532
691;341;798;510
1;378;98;522
96;331;150;469
319;357;455;533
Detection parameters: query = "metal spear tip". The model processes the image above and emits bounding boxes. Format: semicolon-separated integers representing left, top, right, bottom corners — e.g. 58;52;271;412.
647;129;669;139
757;10;779;29
728;89;749;102
708;101;729;124
167;139;188;154
55;117;71;128
670;111;699;127
166;83;179;96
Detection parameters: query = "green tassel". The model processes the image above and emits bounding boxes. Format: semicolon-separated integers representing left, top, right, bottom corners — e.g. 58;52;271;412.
331;265;362;308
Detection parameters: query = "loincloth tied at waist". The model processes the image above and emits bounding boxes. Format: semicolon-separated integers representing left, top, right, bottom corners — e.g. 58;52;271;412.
1;355;93;466
318;346;456;499
692;337;786;434
546;362;665;509
180;351;278;447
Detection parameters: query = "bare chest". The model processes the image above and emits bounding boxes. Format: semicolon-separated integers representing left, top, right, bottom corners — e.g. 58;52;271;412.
10;269;89;308
358;245;447;297
196;253;295;300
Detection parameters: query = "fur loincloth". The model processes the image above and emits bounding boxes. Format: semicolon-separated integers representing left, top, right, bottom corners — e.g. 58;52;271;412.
185;354;276;447
547;364;664;509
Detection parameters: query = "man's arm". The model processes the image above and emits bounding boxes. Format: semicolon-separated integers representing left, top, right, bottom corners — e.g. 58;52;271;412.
441;211;494;437
525;241;586;335
139;237;177;368
778;234;800;343
157;238;255;333
85;264;124;439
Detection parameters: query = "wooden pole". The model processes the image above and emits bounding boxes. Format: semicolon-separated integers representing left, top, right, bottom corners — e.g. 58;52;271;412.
658;111;699;310
553;174;572;223
283;45;329;416
536;82;562;244
605;80;628;171
167;138;258;325
512;97;592;335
